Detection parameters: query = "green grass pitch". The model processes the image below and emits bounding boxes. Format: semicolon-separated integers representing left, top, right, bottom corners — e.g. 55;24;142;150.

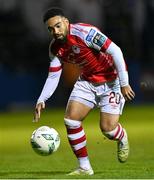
0;105;154;179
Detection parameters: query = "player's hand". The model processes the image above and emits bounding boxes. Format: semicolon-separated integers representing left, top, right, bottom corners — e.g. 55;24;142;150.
121;85;135;101
33;102;45;122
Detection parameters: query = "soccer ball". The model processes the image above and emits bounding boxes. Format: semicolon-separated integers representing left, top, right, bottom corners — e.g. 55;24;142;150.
30;126;60;156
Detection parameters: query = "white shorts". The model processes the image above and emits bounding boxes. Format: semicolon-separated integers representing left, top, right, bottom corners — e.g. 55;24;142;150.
68;78;125;115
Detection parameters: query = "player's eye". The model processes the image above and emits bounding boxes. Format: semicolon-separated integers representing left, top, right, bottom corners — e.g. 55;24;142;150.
56;24;61;29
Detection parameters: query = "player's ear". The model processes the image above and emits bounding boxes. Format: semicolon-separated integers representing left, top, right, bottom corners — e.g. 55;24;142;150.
63;17;69;24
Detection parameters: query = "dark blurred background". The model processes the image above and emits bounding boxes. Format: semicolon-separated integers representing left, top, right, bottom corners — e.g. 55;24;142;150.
0;0;154;111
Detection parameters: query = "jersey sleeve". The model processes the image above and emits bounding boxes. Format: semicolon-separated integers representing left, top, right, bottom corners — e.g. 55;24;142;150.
85;27;128;87
37;55;62;104
106;42;129;87
48;55;62;73
85;27;112;52
48;40;62;74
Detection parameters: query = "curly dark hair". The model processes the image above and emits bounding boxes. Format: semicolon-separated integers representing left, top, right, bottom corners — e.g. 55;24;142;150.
43;7;64;23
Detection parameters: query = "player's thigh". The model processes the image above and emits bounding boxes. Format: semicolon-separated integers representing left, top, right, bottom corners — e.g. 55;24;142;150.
65;100;92;121
100;112;120;132
65;78;95;121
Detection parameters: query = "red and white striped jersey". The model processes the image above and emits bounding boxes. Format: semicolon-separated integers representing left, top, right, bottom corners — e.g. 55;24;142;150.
49;23;118;83
37;23;128;104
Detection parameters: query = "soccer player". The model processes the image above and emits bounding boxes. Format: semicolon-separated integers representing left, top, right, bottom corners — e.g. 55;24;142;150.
33;7;135;175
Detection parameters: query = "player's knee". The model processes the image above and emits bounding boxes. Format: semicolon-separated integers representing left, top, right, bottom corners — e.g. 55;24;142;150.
64;118;81;127
64;111;82;121
101;124;115;139
100;120;118;132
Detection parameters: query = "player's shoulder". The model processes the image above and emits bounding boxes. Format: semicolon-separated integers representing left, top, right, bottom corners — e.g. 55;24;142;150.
70;23;99;40
70;23;99;33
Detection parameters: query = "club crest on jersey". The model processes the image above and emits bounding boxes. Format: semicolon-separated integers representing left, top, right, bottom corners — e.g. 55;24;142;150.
93;33;106;47
72;45;80;54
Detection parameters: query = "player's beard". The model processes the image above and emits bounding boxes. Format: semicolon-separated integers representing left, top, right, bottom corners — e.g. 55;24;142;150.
55;34;65;40
55;30;68;43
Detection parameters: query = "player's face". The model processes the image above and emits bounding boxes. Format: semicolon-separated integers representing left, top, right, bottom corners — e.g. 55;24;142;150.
46;16;69;41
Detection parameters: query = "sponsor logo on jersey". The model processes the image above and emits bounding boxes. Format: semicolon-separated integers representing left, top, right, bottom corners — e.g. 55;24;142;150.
86;29;96;42
72;45;80;54
93;33;106;47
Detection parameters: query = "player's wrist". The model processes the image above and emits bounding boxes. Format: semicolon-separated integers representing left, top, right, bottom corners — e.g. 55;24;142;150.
120;82;129;87
118;71;129;87
36;100;45;106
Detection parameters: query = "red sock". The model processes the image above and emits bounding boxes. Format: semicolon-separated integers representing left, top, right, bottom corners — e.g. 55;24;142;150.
64;118;88;158
103;123;125;141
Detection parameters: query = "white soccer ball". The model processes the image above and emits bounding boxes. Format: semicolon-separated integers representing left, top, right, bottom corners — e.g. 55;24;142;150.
30;126;60;156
